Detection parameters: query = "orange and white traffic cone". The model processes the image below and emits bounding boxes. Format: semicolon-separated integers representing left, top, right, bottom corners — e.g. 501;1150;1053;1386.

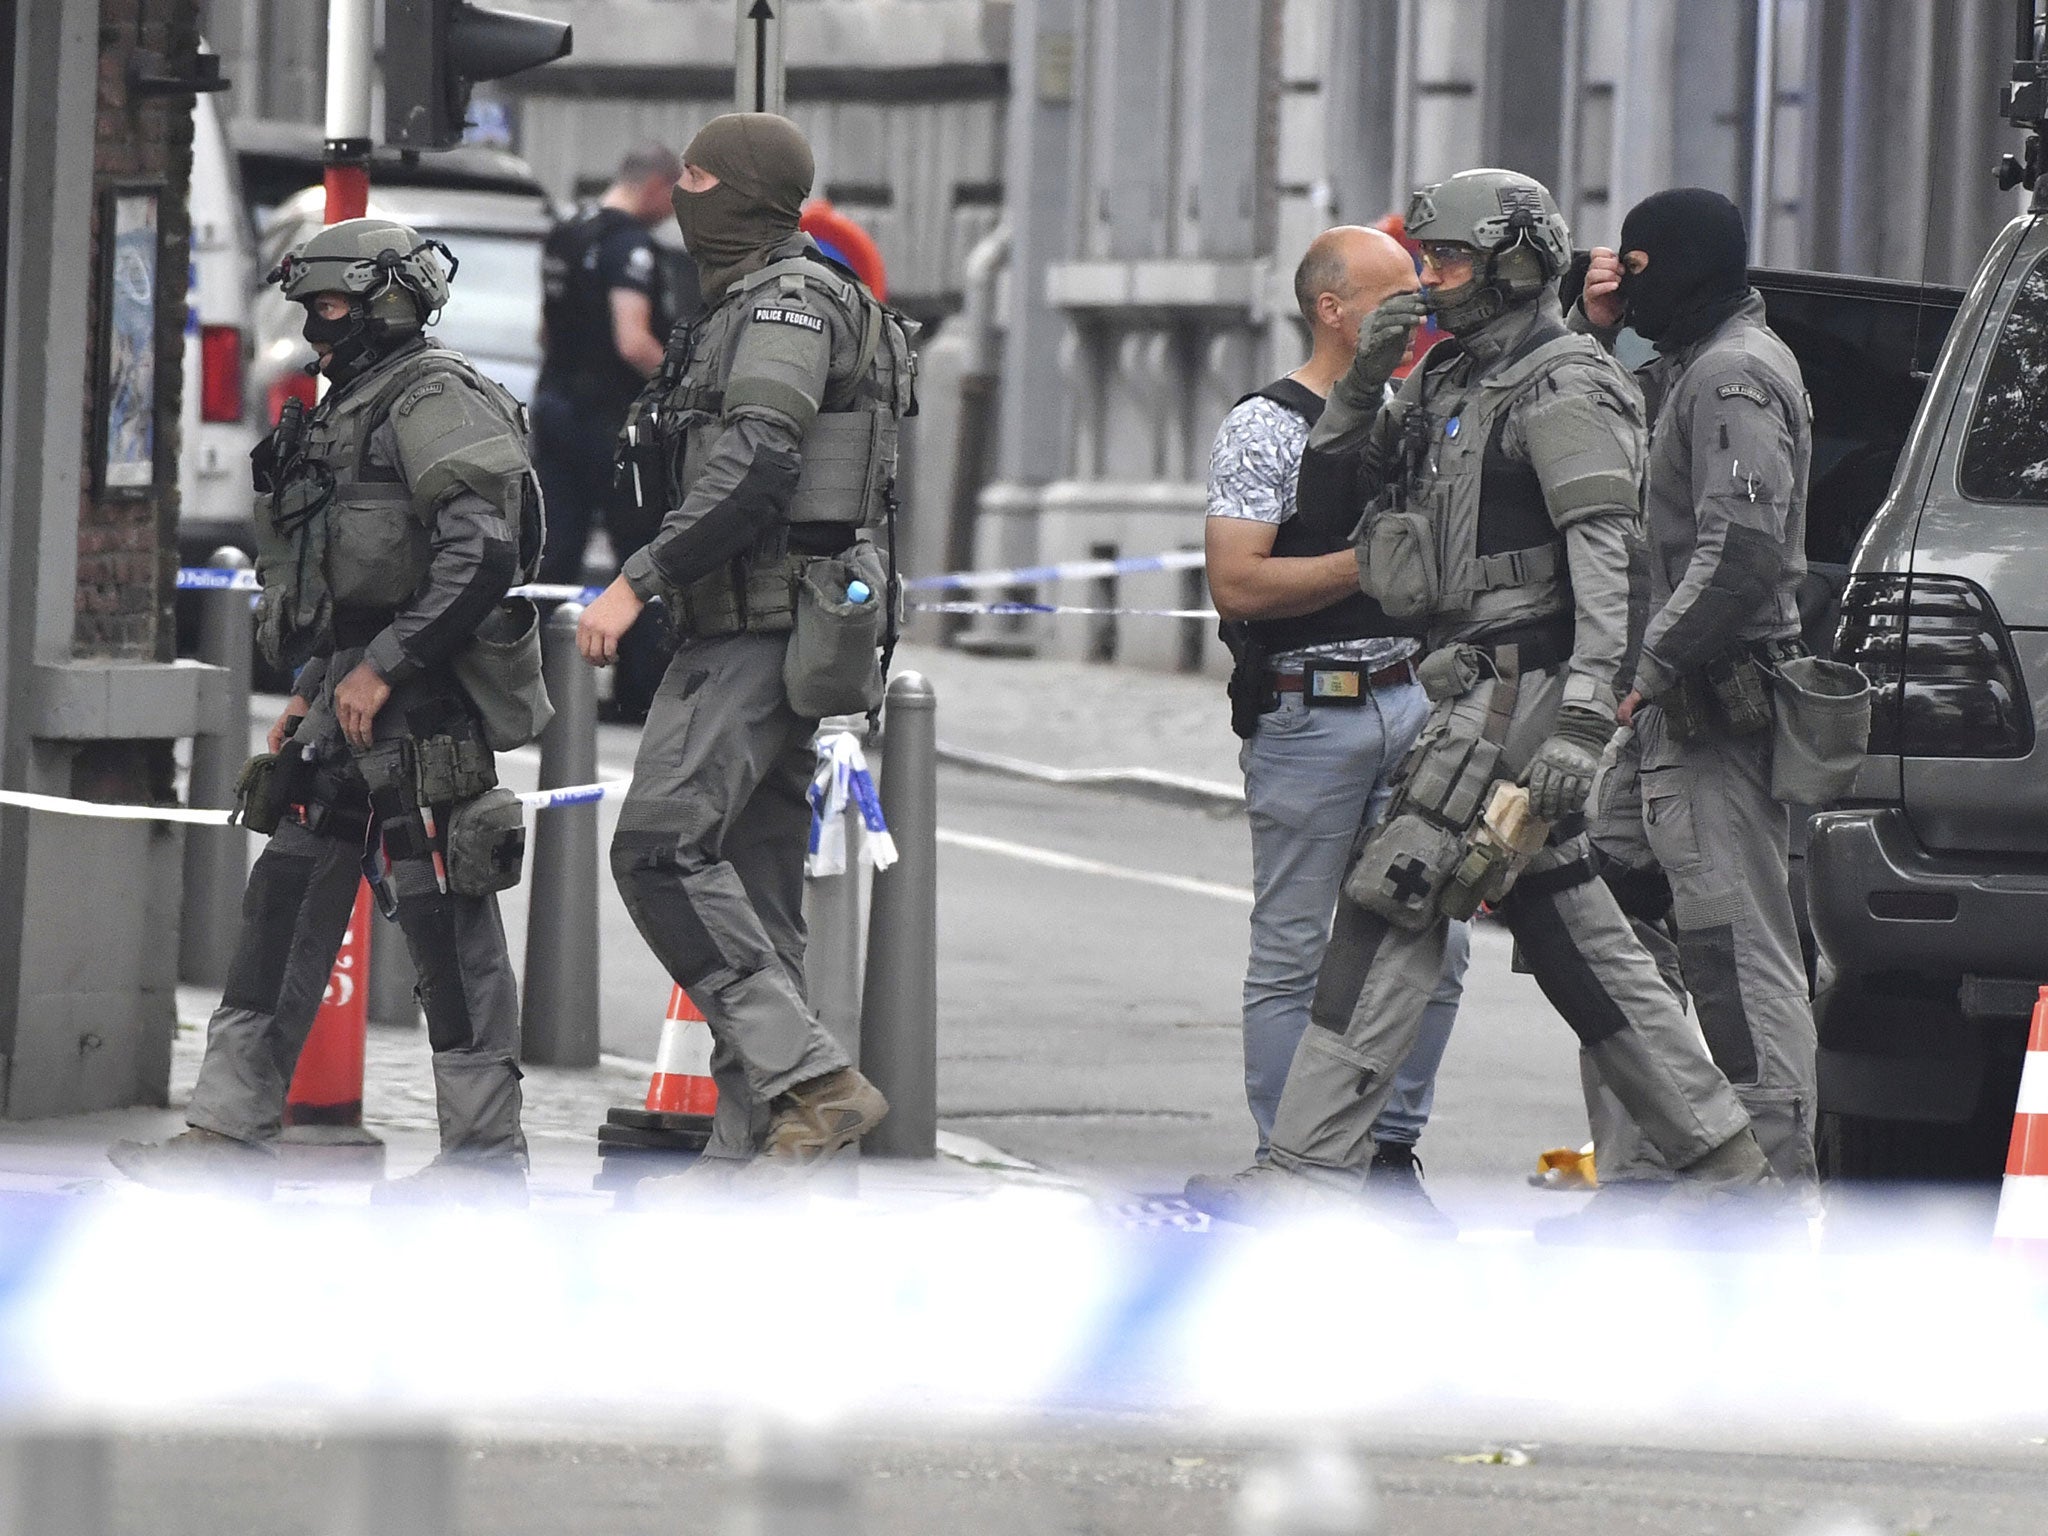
1994;985;2048;1258
596;985;718;1178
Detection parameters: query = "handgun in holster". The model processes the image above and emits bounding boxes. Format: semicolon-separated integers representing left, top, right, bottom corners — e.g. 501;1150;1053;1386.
1220;621;1273;740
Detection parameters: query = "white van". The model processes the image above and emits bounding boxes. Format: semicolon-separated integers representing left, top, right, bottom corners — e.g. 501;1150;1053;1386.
177;86;260;567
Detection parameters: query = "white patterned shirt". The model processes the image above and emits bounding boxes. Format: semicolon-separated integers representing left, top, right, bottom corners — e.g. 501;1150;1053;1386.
1205;393;1417;672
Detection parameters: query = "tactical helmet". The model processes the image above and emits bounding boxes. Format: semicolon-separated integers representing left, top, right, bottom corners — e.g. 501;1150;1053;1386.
1405;169;1572;334
271;217;455;333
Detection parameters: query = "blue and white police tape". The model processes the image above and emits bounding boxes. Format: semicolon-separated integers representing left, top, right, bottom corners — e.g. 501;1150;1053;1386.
176;566;610;605
912;600;1218;621
902;548;1205;593
0;780;632;825
807;731;896;877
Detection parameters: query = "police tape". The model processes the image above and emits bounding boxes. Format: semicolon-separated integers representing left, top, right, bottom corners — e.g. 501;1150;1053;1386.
176;567;609;604
0;780;634;826
179;546;1211;603
912;600;1218;620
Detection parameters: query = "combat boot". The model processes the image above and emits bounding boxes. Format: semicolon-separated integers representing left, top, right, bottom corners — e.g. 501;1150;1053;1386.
761;1068;888;1165
370;1156;528;1209
1666;1128;1806;1249
1365;1141;1458;1240
1674;1127;1773;1193
1182;1162;1357;1227
107;1127;277;1197
1532;1179;1674;1247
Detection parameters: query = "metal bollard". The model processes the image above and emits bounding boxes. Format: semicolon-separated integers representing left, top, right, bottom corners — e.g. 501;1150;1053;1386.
0;1427;109;1536
859;673;938;1157
325;1427;456;1536
804;798;867;1062
724;1418;856;1536
522;602;601;1067
180;545;253;985
1233;1442;1380;1536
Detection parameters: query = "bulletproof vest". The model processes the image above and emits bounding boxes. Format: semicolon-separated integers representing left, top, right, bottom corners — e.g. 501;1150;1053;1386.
254;340;539;668
624;245;916;640
1234;377;1422;655
537;206;661;417
1387;315;1591;633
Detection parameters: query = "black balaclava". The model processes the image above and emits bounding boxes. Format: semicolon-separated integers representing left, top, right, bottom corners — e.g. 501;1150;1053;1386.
302;300;382;389
1616;187;1750;352
672;113;814;301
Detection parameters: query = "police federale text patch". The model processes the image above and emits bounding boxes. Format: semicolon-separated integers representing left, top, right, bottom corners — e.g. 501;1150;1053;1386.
752;305;825;333
1716;381;1770;409
395;380;446;416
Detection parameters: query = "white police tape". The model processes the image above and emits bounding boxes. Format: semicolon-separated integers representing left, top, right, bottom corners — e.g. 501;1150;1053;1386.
913;600;1218;621
0;780;632;826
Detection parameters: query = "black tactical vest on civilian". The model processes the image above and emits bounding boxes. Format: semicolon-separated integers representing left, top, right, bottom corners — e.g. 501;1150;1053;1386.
1235;378;1422;653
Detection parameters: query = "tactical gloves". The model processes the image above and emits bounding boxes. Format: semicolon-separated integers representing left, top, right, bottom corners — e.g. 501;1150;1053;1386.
1331;290;1431;414
1521;705;1617;822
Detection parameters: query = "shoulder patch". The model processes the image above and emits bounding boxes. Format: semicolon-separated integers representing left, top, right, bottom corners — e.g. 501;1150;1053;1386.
1716;381;1771;408
394;379;447;416
751;305;826;334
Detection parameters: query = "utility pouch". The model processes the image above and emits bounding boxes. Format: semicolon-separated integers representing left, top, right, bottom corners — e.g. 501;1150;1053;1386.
412;732;497;808
1653;673;1714;743
231;752;287;835
1220;622;1273;740
1417;643;1485;703
783;538;889;718
1355;505;1440;622
451;598;555;751
1344;723;1505;930
444;786;526;897
1764;653;1872;805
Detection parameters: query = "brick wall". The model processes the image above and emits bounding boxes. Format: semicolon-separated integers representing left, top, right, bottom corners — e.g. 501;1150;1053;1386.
76;0;200;663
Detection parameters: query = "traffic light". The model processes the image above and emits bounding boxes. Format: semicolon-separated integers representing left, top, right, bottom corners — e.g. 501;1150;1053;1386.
384;0;573;151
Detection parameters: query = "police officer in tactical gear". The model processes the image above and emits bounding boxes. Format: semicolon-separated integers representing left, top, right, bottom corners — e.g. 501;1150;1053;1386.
1184;169;1775;1225
578;114;912;1179
111;218;545;1205
1565;188;1820;1205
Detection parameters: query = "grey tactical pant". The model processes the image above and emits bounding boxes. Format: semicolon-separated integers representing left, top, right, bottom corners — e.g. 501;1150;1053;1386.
1582;706;1820;1190
1267;667;1753;1179
186;672;526;1163
610;631;849;1159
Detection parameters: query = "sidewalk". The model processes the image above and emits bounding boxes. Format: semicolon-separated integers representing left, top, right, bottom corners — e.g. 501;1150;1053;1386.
888;640;1244;799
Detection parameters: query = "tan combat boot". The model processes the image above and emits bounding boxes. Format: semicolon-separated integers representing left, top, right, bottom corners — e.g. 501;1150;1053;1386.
761;1068;889;1165
107;1127;277;1197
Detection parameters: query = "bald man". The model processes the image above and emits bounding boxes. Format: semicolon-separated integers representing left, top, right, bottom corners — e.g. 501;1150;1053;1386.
1203;225;1470;1236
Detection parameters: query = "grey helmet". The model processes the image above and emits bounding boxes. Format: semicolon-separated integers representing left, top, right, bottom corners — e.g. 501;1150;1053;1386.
271;216;455;338
1405;169;1572;334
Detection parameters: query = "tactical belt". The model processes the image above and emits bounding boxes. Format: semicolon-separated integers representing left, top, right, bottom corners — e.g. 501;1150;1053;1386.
1269;657;1416;694
1469;616;1575;677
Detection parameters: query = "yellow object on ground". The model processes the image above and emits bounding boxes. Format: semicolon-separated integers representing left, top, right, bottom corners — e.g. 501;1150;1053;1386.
1529;1143;1598;1190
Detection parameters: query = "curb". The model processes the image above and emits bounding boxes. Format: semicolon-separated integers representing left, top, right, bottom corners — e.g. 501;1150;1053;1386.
934;741;1244;812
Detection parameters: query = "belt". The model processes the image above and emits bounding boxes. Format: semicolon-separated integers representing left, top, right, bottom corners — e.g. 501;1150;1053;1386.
1269;657;1416;693
333;605;398;648
1469;617;1576;676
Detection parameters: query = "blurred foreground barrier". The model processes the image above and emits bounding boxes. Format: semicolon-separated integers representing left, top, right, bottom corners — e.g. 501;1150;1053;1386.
179;546;253;986
861;674;939;1157
0;1427;107;1536
1234;1443;1380;1536
522;603;601;1067
726;1419;856;1536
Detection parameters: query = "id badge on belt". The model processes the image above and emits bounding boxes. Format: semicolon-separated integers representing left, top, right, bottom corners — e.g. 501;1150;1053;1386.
1302;664;1366;707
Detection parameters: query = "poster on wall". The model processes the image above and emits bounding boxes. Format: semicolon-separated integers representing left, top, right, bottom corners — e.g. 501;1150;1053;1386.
99;187;159;493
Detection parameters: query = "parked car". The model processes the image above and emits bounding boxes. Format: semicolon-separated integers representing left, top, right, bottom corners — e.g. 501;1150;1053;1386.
1805;197;2048;1182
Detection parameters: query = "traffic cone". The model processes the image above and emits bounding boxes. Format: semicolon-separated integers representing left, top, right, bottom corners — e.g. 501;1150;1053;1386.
1993;985;2048;1257
596;985;717;1175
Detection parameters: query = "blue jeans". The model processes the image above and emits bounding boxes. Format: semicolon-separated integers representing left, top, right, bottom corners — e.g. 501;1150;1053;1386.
1240;679;1470;1157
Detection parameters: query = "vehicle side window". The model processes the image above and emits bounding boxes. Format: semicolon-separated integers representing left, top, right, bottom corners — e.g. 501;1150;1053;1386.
1959;254;2048;503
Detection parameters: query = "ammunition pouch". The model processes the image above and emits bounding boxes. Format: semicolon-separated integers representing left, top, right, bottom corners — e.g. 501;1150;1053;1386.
411;732;498;807
445;786;527;897
230;751;289;836
783;538;889;718
1655;640;1798;742
667;546;804;641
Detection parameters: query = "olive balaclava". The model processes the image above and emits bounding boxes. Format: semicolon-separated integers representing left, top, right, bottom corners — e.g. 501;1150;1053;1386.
672;112;814;301
1616;187;1751;352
